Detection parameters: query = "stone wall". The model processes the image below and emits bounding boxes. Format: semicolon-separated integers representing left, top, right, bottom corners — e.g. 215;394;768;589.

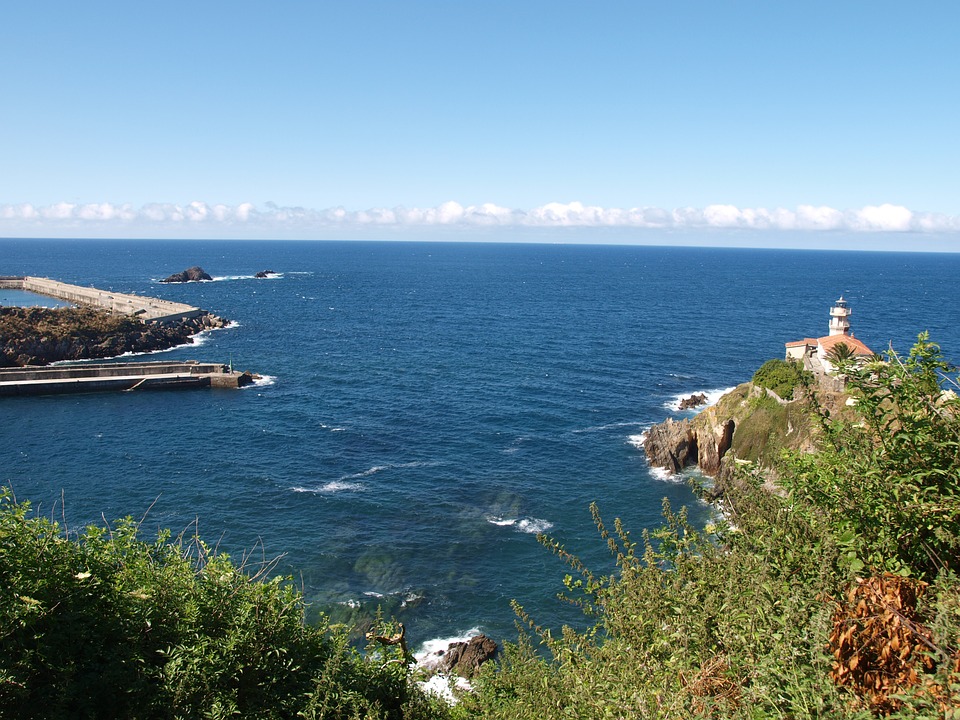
17;277;202;322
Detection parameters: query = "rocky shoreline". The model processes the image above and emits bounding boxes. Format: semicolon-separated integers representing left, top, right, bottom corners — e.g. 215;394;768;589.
642;381;841;486
0;305;229;367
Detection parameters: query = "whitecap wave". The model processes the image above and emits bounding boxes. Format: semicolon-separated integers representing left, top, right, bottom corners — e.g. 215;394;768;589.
342;465;389;480
290;481;364;494
648;466;685;484
339;589;425;610
362;590;424;607
341;460;438;480
485;515;553;534
209;273;284;281
418;674;472;705
663;387;736;412
250;374;276;387
626;431;649;450
572;420;647;434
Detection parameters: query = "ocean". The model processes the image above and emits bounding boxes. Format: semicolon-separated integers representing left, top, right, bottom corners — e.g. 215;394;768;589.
2;238;959;651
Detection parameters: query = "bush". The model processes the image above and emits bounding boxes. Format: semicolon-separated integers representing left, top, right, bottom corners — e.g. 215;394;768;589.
751;358;811;400
466;335;960;718
0;492;449;720
783;333;960;579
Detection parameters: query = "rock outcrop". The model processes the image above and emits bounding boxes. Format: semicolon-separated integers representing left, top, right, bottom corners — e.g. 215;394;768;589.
162;266;212;283
642;417;699;475
679;392;708;410
421;634;498;679
642;414;734;476
254;270;277;278
0;306;229;367
643;382;831;481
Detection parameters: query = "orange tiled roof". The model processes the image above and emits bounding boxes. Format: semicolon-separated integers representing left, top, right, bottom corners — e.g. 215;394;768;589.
817;333;874;356
785;338;818;348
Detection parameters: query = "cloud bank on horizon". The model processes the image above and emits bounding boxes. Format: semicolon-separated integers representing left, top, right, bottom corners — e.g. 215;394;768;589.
3;200;959;240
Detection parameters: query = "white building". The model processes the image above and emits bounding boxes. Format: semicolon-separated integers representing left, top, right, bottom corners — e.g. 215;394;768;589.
785;297;875;375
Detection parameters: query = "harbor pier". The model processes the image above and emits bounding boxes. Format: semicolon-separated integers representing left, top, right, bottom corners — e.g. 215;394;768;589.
0;361;256;396
0;276;204;323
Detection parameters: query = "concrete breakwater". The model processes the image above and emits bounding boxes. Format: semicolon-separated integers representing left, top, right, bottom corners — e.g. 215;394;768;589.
0;361;256;396
0;276;206;323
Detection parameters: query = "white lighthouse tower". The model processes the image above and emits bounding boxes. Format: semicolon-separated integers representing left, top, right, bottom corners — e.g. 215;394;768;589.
828;296;851;336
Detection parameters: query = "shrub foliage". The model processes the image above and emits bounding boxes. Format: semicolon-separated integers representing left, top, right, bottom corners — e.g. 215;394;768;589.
3;334;959;719
751;357;812;400
465;335;960;718
0;498;447;719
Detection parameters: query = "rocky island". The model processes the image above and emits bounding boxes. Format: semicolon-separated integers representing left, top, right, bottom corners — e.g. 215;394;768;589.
161;266;213;283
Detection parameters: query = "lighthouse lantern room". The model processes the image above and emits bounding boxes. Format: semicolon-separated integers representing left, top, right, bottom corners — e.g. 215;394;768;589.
828;296;851;337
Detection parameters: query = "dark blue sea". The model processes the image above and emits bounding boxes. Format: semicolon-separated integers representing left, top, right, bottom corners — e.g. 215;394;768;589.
2;239;959;650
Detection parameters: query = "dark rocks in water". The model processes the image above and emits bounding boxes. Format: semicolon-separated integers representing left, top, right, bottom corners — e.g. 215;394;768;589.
254;270;277;278
161;266;212;283
643;417;699;475
643;413;736;478
433;635;498;678
679;392;708;410
0;306;230;367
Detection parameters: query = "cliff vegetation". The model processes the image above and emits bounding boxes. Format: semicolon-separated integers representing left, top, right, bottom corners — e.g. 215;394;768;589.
1;335;958;718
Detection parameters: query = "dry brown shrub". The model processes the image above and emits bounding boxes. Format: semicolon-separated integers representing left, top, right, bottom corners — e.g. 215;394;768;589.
679;654;742;717
829;574;939;714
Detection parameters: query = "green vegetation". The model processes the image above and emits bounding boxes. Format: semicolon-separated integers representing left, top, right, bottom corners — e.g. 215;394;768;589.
751;357;812;400
2;335;958;718
0;500;448;719
714;382;814;467
465;335;960;718
825;341;857;366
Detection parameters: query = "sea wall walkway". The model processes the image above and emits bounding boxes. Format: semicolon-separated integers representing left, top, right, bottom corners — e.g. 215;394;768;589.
0;361;255;396
0;276;203;323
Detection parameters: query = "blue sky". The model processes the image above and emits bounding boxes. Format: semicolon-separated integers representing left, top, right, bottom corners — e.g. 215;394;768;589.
2;1;959;248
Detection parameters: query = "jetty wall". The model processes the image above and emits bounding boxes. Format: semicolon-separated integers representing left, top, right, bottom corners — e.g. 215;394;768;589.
0;276;203;323
0;361;254;396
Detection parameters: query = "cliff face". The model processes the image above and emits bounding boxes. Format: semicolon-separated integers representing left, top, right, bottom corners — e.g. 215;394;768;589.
643;382;834;480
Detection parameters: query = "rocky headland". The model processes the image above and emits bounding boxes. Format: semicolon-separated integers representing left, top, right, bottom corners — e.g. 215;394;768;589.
0;306;229;367
643;380;851;485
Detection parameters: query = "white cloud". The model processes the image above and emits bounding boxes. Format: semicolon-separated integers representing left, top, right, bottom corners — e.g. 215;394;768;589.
1;199;959;238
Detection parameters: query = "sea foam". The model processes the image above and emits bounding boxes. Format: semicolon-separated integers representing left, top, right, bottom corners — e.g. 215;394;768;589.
664;387;736;413
626;430;649;450
290;481;365;494
485;515;554;534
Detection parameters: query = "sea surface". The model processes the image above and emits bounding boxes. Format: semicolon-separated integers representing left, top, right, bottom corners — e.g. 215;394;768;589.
2;239;959;650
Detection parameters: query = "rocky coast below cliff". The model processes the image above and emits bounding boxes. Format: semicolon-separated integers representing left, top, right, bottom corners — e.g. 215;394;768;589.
643;374;851;489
